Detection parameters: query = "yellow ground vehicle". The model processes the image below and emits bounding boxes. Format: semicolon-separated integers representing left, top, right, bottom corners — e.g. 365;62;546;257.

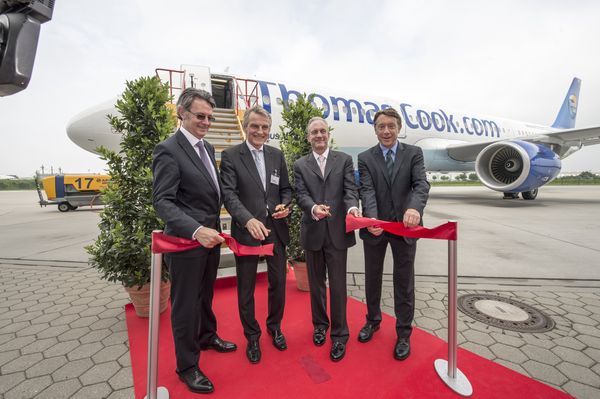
36;174;110;212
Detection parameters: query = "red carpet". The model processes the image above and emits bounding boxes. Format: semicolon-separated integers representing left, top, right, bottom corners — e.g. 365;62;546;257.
126;271;572;398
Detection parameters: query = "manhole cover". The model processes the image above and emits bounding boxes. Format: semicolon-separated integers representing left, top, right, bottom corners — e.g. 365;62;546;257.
457;293;555;333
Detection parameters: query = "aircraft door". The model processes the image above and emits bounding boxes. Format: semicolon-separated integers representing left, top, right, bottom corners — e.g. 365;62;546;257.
180;65;212;93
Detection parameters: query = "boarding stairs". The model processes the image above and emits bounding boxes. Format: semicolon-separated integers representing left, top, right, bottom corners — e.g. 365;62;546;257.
207;108;244;163
155;67;247;161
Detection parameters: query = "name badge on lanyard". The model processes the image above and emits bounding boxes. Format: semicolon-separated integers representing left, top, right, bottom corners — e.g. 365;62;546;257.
270;169;280;185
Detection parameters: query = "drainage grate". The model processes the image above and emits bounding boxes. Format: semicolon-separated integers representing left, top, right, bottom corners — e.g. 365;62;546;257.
457;293;555;333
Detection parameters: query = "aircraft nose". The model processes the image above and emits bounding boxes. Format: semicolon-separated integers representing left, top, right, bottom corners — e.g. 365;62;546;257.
66;99;121;154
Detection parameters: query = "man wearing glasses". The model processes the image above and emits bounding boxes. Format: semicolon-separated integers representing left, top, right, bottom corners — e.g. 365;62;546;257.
220;105;292;364
153;88;237;394
357;108;429;361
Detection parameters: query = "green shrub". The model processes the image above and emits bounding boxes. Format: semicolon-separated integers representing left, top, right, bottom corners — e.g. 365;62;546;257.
86;76;176;288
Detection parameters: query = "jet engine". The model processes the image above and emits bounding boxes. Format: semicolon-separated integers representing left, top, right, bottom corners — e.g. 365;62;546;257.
475;140;561;194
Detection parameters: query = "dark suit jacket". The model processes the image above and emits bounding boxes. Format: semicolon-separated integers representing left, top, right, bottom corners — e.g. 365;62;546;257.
357;142;430;244
152;130;222;244
294;150;358;251
220;142;292;246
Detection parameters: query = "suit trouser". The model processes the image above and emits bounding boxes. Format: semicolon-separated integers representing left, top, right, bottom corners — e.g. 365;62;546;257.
166;246;220;372
235;224;287;341
305;234;349;344
363;233;416;339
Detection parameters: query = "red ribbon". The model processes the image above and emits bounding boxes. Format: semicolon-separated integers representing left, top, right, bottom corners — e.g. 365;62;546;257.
346;215;457;240
151;231;274;256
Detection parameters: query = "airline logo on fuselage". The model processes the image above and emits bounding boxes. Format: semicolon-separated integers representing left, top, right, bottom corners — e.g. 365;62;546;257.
257;81;501;139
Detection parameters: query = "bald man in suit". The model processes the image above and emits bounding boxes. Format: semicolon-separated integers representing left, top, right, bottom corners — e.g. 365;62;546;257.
293;116;360;362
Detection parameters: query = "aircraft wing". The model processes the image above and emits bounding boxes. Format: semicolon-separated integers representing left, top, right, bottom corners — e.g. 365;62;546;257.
530;125;600;146
447;125;600;162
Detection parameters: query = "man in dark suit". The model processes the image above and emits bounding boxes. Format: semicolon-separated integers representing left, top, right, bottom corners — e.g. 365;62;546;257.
153;88;237;394
357;107;430;360
293;117;360;362
220;105;292;364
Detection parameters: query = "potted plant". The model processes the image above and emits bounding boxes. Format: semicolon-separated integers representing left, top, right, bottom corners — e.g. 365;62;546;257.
278;94;325;291
86;76;177;316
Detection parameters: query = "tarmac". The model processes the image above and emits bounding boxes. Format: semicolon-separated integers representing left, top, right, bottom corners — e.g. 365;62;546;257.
1;186;599;398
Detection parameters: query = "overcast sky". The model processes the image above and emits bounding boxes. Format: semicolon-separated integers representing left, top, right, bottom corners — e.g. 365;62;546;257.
1;0;600;176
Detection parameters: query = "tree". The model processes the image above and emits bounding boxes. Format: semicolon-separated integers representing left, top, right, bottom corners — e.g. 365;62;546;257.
86;76;176;288
278;94;324;262
440;175;449;181
456;173;467;181
468;173;478;181
578;171;596;179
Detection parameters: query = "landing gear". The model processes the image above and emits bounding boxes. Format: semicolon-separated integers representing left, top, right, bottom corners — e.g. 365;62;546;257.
502;189;538;200
521;188;538;200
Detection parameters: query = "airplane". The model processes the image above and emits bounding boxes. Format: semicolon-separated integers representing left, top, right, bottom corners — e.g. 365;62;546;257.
67;64;600;200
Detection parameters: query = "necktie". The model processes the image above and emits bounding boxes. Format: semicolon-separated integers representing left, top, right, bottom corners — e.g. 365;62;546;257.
252;149;266;190
385;150;394;180
318;155;326;177
195;141;220;194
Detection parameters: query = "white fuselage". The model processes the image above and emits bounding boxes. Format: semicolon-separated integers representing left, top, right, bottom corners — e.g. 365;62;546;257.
67;74;562;172
252;78;558;170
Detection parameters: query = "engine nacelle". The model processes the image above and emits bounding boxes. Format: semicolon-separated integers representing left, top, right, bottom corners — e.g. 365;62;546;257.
475;140;561;193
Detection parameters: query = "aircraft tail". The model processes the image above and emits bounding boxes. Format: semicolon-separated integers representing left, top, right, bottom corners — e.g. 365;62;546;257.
551;77;581;129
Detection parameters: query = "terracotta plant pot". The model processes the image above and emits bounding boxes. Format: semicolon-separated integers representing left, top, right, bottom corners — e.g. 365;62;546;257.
125;279;171;317
290;260;310;292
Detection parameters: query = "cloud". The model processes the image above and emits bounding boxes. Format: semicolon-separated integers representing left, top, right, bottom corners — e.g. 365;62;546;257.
0;0;598;176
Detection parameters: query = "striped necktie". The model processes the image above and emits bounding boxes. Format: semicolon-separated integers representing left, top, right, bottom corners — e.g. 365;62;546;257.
385;150;394;179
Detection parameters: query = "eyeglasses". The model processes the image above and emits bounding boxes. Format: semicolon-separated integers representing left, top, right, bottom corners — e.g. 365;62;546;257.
187;110;216;122
375;123;398;132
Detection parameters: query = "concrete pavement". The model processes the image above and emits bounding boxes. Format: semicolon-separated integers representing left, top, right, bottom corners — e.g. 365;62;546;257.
1;187;599;398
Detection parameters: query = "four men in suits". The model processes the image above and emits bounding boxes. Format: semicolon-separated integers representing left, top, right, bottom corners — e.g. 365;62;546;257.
293;117;361;362
220;106;292;364
152;88;237;394
357;108;430;360
152;93;428;388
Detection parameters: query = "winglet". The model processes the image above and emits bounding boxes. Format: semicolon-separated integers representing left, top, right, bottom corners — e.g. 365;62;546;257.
551;78;581;129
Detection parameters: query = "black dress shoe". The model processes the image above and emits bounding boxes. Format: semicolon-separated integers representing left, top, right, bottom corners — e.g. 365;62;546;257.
178;366;214;394
394;337;410;360
200;336;237;353
330;341;346;362
313;328;327;346
268;329;287;351
246;339;261;364
358;323;380;343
